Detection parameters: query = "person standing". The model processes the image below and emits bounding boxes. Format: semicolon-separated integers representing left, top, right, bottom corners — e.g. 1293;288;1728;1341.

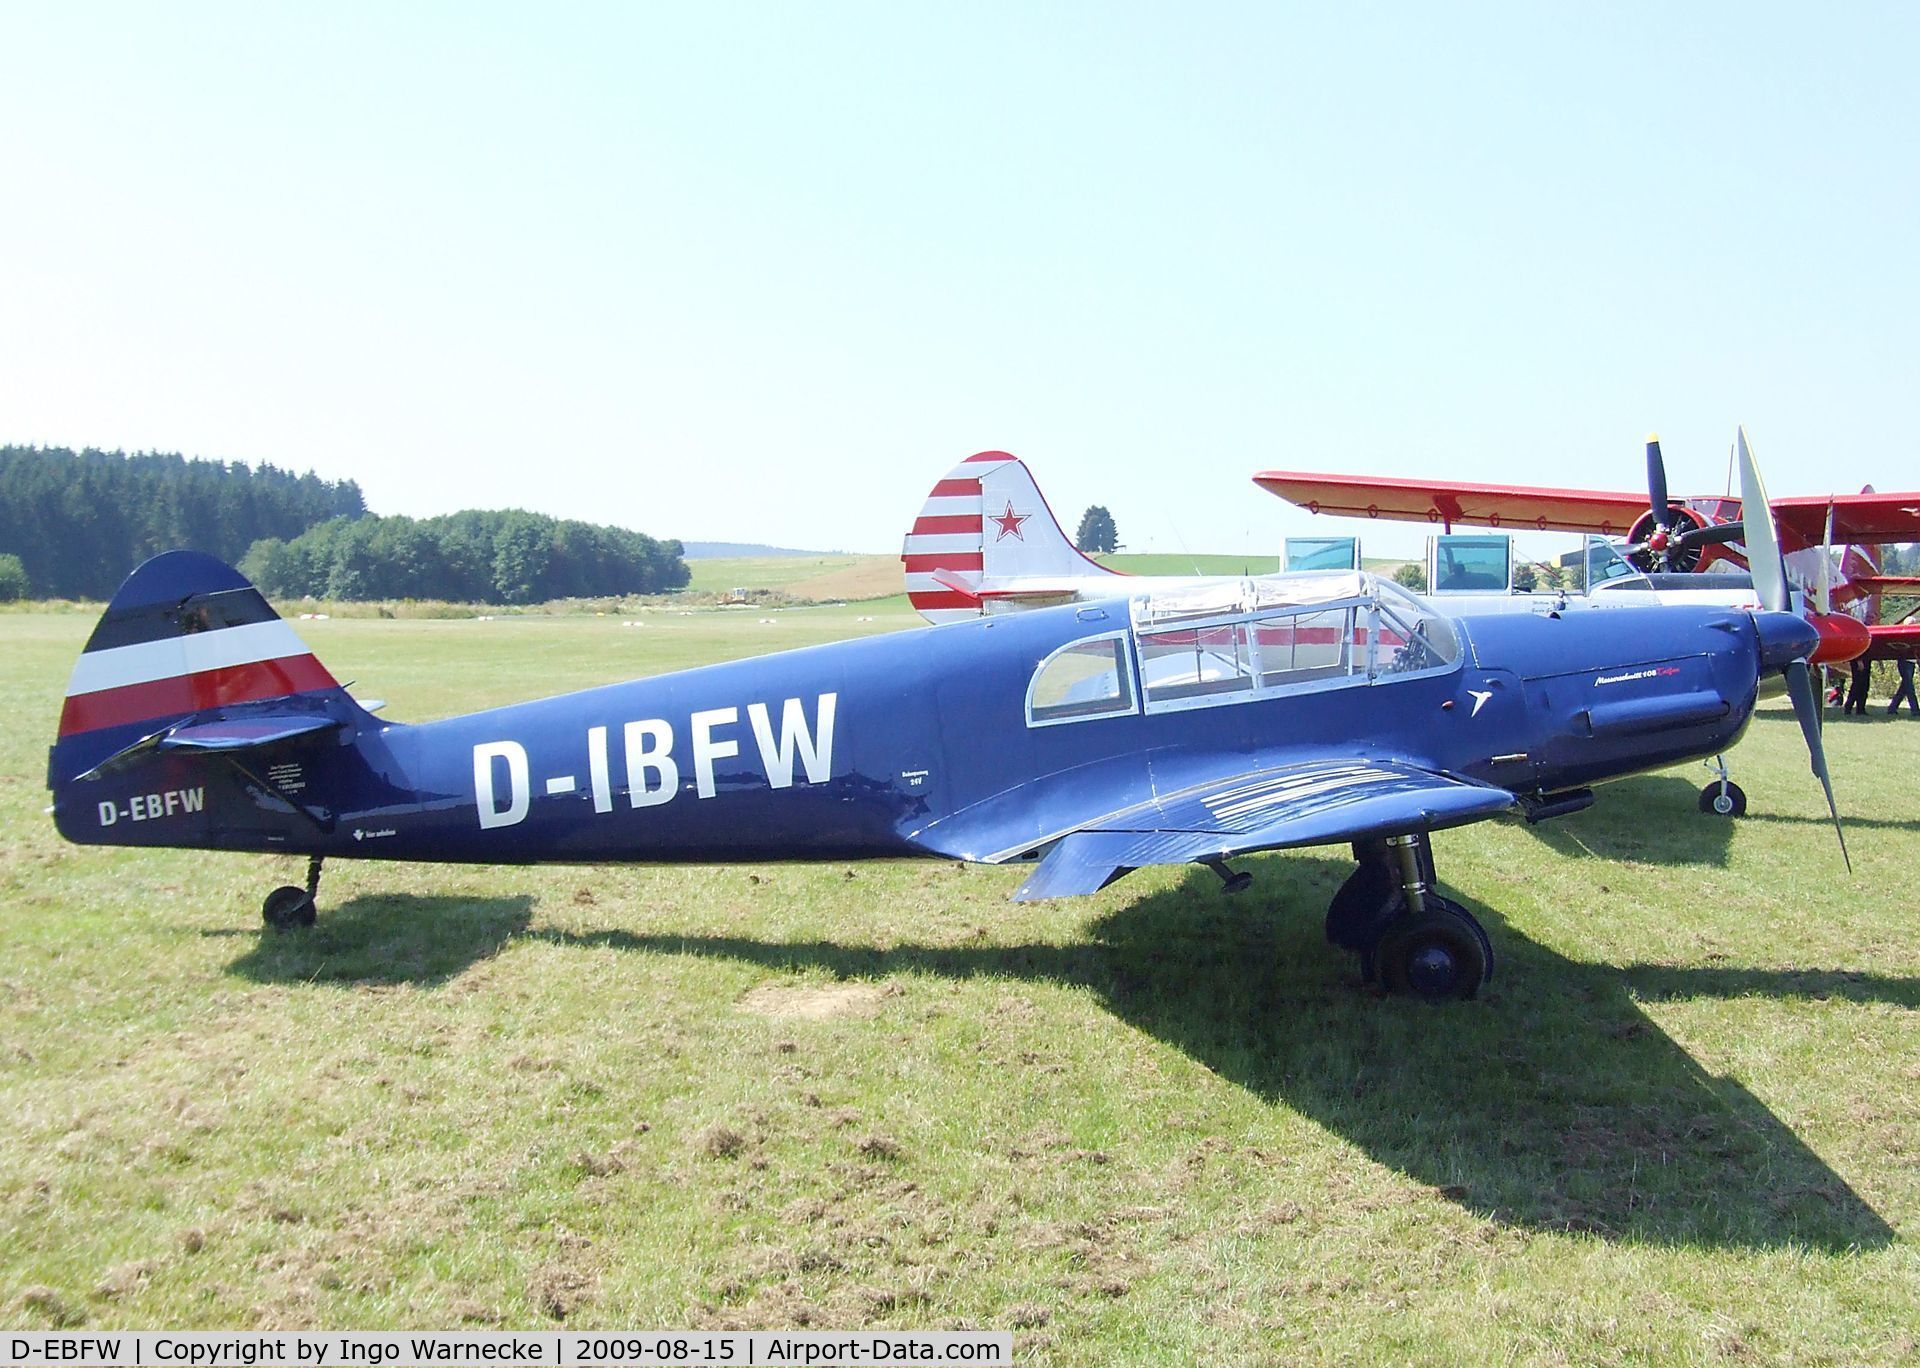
1890;655;1919;716
1845;657;1872;715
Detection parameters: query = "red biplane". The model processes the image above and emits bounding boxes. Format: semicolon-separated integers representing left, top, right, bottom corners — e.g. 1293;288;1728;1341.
1254;433;1920;662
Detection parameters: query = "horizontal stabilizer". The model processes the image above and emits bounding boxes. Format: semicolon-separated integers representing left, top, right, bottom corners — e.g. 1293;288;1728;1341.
158;714;343;752
77;710;344;780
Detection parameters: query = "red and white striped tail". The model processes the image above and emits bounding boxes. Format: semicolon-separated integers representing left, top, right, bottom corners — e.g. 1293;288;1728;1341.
901;452;1123;624
57;551;339;738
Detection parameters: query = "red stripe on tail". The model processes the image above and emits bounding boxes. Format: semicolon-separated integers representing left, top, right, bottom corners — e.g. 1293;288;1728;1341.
906;591;983;611
910;515;985;535
59;655;339;737
903;552;984;572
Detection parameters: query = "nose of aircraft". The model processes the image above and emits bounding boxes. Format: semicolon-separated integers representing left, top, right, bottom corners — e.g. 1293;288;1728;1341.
1754;610;1819;671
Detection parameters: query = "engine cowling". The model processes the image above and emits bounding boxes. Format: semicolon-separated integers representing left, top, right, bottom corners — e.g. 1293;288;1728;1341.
1625;505;1709;573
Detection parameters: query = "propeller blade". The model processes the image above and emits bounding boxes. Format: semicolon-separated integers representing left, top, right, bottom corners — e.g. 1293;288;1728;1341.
1672;522;1748;551
1646;434;1672;530
1737;426;1789;612
1785;658;1850;872
1817;504;1834;615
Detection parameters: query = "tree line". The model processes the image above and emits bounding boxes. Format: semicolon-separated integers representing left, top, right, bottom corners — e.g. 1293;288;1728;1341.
241;510;689;604
0;445;690;603
0;445;367;598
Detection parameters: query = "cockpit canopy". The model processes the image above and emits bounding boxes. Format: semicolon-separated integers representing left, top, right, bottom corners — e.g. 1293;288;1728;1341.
1027;571;1462;727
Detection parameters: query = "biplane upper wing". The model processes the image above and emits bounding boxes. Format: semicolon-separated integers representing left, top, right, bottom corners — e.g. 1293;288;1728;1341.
1003;757;1515;901
1251;471;1651;534
1768;493;1920;547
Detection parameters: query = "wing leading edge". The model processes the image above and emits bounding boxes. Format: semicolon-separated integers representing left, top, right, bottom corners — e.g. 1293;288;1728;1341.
1008;758;1516;901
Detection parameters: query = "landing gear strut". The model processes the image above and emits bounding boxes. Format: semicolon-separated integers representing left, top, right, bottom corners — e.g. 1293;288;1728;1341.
262;856;322;930
1326;834;1490;1000
1697;755;1747;817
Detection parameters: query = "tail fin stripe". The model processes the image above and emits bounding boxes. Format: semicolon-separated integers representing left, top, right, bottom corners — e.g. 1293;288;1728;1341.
57;655;339;737
917;495;985;518
903;552;984;573
910;514;984;536
900;533;984;556
65;620;319;697
906;591;983;611
929;479;985;498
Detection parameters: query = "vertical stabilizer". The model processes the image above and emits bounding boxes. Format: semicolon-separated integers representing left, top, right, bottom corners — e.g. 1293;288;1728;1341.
901;453;1123;624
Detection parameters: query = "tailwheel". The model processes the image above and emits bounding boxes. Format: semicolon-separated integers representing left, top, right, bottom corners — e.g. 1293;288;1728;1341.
1375;897;1489;1001
261;854;323;930
1698;781;1747;817
262;886;316;930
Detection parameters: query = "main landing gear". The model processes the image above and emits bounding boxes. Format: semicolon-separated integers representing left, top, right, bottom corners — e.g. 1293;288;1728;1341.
1325;834;1491;1000
262;856;323;930
1697;755;1747;817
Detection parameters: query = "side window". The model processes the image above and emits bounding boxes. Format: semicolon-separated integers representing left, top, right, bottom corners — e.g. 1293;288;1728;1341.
1372;604;1460;677
1140;624;1254;705
1251;608;1358;688
1028;635;1135;724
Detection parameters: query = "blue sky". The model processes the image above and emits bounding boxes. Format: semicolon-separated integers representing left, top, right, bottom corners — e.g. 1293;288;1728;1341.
2;3;1915;557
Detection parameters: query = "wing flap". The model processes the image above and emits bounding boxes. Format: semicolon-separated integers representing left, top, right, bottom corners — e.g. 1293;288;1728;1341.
1009;759;1515;901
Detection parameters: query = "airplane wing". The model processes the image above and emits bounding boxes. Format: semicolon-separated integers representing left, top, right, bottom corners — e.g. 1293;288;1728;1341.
1769;493;1920;547
1861;621;1920;662
1251;471;1650;535
1005;757;1515;901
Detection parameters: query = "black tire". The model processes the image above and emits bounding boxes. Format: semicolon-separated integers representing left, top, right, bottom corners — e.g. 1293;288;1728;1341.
1433;894;1494;987
1326;858;1399;949
1376;904;1488;1000
262;885;317;930
1697;781;1747;817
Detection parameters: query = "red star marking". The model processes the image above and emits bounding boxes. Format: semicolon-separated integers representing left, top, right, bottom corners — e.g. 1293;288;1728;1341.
991;501;1030;541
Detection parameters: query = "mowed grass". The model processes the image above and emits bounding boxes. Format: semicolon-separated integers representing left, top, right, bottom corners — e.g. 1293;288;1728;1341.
1;604;1917;1360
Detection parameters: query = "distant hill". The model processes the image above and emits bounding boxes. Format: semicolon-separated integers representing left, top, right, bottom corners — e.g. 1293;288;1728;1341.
681;540;839;560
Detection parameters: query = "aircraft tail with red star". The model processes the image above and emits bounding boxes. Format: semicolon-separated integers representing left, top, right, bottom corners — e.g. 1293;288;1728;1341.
900;452;1127;624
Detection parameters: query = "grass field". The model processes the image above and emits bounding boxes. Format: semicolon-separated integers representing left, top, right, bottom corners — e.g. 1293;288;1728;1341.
2;603;1917;1360
682;551;1412;608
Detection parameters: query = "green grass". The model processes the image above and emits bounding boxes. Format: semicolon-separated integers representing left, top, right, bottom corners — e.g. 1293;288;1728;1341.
2;607;1917;1359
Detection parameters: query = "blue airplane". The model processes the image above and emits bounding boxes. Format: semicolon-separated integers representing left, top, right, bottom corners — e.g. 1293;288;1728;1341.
45;442;1842;1000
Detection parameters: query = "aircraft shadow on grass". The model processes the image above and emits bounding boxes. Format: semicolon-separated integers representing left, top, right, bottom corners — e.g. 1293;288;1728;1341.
221;894;534;987
221;871;1904;1252
1523;774;1734;867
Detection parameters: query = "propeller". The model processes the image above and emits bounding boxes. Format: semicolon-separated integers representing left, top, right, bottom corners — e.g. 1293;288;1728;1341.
1738;426;1849;870
1622;433;1744;570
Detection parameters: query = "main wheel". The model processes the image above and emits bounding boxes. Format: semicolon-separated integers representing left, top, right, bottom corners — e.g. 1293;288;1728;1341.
262;885;317;930
1697;781;1747;817
1376;903;1488;1000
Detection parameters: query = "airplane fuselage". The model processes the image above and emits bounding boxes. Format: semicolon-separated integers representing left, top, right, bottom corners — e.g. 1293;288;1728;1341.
54;593;1779;870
